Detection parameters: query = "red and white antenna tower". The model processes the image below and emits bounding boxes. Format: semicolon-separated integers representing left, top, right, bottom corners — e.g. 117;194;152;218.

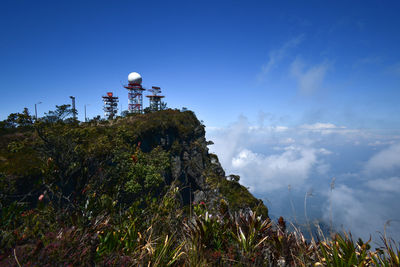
124;72;145;114
102;92;119;119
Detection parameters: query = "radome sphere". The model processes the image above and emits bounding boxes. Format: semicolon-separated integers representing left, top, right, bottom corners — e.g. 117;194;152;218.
128;72;142;85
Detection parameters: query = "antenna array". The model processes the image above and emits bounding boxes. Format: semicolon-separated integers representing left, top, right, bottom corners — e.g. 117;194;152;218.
102;92;119;119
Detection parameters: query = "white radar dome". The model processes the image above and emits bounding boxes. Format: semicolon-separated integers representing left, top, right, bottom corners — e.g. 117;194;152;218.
128;72;142;85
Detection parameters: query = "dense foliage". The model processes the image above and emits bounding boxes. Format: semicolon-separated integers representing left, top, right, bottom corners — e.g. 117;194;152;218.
0;108;398;266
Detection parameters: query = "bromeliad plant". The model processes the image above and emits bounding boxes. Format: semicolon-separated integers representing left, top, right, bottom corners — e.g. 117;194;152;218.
317;232;373;266
232;210;271;261
96;219;139;256
183;211;233;265
184;212;227;252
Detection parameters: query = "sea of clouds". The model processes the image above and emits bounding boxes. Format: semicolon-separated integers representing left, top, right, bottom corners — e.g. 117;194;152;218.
206;115;400;246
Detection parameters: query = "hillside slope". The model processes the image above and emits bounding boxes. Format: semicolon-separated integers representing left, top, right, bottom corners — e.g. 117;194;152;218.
0;109;267;216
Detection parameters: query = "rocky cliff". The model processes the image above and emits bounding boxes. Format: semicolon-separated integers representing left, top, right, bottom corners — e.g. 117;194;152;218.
113;109;268;217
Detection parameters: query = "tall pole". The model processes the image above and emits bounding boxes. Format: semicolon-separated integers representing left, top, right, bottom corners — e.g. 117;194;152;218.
35;102;42;121
35;104;38;121
70;96;76;120
84;104;90;122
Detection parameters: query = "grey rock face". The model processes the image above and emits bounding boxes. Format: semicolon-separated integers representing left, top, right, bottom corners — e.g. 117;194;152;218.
151;123;223;206
171;156;182;180
193;190;206;203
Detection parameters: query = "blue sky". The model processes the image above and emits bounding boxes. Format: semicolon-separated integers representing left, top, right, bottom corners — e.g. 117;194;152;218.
1;0;400;244
1;0;399;127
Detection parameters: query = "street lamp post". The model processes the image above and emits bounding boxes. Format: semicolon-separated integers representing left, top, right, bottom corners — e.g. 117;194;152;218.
35;102;42;121
84;104;90;122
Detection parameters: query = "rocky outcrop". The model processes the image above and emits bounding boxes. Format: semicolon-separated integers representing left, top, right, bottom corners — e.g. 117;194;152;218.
121;110;268;217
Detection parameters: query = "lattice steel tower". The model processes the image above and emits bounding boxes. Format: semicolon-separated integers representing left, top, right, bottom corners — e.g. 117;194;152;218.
146;86;165;111
124;72;145;114
102;92;119;119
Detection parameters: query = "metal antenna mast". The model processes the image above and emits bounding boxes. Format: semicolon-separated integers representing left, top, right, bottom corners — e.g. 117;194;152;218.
69;96;77;119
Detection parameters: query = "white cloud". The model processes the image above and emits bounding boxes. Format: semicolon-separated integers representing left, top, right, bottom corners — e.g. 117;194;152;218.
274;126;289;132
322;184;400;244
300;122;356;135
367;140;396;147
323;185;386;240
318;148;332;155
207;117;340;194
280;137;295;144
301;123;340;130
231;146;318;193
207;115;250;169
208;115;400;244
258;35;304;80
290;58;330;94
325;185;365;227
249;125;288;132
364;143;400;174
365;177;400;193
316;162;330;175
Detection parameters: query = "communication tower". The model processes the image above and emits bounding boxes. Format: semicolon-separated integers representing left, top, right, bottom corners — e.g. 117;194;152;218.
124;72;145;113
102;92;119;119
146;86;165;111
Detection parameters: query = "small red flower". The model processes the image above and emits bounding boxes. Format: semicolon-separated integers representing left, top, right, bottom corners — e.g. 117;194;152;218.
200;201;205;205
21;209;34;217
211;250;221;259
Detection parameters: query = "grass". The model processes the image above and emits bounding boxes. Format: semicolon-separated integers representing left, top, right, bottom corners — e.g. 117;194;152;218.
1;192;399;266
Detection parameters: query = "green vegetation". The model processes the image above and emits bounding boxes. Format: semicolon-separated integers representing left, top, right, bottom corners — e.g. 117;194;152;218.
0;107;398;266
206;171;268;218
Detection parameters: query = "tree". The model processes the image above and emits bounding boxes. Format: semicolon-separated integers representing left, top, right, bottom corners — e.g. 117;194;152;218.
228;174;240;183
42;104;74;123
121;110;130;117
16;108;33;127
88;115;103;124
5;113;18;128
4;108;33;128
160;101;167;110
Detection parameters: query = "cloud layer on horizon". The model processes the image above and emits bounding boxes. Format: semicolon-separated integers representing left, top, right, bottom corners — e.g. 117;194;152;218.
206;115;400;243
